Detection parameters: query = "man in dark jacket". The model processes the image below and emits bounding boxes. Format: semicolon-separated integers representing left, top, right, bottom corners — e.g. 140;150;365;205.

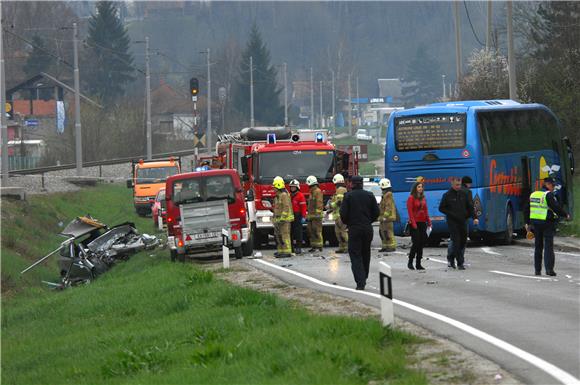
340;175;380;290
526;177;569;276
439;177;477;270
447;176;478;265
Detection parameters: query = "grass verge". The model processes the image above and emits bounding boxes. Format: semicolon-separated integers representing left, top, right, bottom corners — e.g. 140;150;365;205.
2;183;427;385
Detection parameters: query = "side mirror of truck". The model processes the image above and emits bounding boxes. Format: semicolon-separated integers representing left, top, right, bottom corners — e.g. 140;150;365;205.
126;179;133;188
246;190;255;202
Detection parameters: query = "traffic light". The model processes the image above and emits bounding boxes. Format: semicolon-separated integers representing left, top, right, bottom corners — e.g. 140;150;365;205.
190;77;199;96
5;101;13;120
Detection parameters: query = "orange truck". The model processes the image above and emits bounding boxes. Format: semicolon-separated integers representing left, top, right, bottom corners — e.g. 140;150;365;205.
127;158;181;216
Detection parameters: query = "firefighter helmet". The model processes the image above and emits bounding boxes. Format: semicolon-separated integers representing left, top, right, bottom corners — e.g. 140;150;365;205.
379;178;391;189
289;179;300;187
332;174;345;184
273;176;285;190
306;175;318;186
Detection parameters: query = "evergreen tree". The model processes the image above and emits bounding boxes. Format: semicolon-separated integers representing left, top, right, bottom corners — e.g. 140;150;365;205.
85;1;135;104
401;45;442;107
233;24;283;125
23;35;55;77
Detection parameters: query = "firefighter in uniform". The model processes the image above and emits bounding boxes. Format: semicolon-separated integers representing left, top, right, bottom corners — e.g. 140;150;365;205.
329;174;348;253
306;175;324;252
527;177;569;276
272;176;294;258
378;178;397;252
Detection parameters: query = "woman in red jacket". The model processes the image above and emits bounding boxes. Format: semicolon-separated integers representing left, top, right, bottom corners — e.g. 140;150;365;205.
289;179;307;254
406;182;431;270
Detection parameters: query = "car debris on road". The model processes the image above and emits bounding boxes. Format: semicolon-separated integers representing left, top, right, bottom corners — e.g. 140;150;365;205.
21;215;158;289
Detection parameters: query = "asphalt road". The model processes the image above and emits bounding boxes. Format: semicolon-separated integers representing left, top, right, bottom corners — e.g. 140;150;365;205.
250;229;580;385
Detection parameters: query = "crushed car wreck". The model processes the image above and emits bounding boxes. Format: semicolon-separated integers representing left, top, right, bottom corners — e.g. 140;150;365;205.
21;216;158;289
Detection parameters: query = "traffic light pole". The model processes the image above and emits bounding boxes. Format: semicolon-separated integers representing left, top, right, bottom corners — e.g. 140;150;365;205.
145;37;152;160
206;48;212;151
1;5;8;186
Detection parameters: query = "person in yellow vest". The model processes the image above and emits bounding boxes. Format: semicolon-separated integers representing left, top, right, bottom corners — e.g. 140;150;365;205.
306;175;324;252
526;177;569;276
272;176;294;258
378;178;397;252
329;174;348;253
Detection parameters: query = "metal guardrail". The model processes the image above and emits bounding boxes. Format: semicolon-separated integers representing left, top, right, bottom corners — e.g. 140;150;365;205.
8;148;207;176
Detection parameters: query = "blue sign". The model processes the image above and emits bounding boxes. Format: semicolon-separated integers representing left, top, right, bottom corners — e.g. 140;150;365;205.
24;119;38;127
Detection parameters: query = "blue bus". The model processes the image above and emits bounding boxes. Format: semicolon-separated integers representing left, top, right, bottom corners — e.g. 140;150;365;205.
385;100;575;244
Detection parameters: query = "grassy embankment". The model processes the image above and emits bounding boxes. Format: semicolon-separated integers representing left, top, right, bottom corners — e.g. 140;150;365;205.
559;175;580;236
332;137;385;176
1;184;427;385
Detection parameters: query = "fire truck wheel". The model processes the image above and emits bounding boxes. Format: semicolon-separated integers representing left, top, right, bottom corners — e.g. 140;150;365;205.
242;233;254;256
235;246;243;259
170;249;177;262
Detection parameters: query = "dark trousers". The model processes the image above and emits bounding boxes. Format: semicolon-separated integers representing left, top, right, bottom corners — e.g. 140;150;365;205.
409;222;427;261
291;212;303;250
448;220;467;267
532;220;556;273
447;222;468;263
348;224;374;288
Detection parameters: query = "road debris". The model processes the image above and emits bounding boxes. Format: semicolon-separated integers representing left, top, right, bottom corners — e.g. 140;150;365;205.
21;215;158;289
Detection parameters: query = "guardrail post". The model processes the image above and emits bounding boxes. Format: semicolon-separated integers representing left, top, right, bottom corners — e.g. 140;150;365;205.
99;165;102;178
221;228;230;269
379;261;394;326
41;172;46;191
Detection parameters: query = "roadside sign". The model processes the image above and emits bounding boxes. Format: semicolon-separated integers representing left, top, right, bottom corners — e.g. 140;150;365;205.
193;133;206;148
24;119;39;127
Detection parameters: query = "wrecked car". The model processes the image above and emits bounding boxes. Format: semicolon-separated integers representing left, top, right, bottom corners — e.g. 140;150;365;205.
21;215;158;289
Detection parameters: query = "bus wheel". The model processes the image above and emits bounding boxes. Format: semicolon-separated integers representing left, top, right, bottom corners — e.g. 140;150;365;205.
500;208;514;245
426;237;441;247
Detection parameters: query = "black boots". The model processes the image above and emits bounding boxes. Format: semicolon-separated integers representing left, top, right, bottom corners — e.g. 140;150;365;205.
415;259;425;270
407;257;415;270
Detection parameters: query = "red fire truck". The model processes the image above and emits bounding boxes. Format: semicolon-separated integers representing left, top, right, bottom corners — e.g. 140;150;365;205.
214;127;359;249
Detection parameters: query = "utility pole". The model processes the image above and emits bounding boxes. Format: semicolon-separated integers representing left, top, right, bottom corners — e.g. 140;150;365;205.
453;1;462;90
347;73;352;136
356;76;359;127
283;62;288;126
486;0;492;51
73;22;83;176
206;48;212;150
442;74;446;100
0;4;8;186
331;69;335;138
145;37;152;160
309;67;313;129
319;80;323;128
250;56;254;128
507;1;517;100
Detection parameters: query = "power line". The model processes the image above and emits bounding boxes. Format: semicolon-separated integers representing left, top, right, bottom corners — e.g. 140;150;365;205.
3;27;73;68
463;0;485;47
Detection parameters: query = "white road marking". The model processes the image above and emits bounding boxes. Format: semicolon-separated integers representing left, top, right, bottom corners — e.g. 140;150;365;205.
254;259;580;385
510;246;580;257
481;247;502;256
427;257;448;265
394;251;406;255
490;270;554;281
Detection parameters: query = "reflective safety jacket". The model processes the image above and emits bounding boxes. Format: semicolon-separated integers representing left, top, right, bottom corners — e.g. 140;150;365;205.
273;189;294;223
307;185;324;220
530;191;550;221
380;191;397;222
329;185;347;221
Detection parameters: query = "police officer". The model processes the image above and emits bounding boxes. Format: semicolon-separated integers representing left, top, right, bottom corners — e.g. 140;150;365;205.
329;174;348;253
378;178;397;252
527;177;569;276
306;175;324;252
272;176;294;258
340;175;380;290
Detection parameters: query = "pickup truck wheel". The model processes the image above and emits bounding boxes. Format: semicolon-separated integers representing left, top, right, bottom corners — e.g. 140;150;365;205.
234;246;243;260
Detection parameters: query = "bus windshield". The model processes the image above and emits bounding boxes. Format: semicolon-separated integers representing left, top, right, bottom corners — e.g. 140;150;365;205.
257;150;335;183
137;166;179;184
395;113;466;152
